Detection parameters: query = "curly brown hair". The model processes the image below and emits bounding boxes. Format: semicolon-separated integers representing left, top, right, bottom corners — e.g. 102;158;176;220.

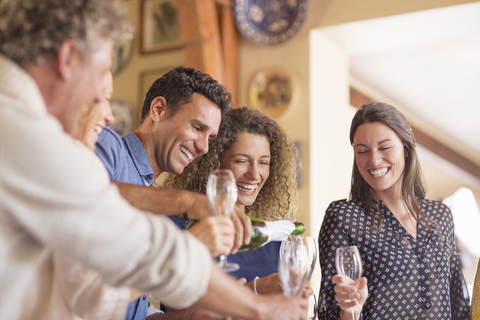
165;107;299;221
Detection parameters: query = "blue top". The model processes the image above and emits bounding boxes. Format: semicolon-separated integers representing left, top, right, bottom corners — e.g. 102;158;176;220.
95;127;155;186
95;127;151;320
228;242;280;282
171;216;280;283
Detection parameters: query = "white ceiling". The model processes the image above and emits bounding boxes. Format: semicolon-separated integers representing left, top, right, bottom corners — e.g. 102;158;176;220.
321;2;480;163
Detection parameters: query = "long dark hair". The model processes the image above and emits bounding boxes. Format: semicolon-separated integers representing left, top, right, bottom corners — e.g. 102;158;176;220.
349;102;441;240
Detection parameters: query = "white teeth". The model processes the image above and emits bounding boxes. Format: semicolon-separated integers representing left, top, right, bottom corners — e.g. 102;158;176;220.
237;183;258;192
180;146;193;161
370;168;389;177
93;125;102;134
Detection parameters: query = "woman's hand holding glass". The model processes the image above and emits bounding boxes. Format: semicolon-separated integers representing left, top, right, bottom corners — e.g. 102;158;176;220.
334;246;368;320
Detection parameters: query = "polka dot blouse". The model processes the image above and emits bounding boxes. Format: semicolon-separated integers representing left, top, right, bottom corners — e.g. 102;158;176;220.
318;198;470;319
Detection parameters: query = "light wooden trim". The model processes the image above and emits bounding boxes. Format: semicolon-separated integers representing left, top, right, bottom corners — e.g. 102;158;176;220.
177;0;225;84
220;1;239;107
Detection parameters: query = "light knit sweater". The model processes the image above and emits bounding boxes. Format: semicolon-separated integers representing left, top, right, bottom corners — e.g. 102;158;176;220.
0;54;212;320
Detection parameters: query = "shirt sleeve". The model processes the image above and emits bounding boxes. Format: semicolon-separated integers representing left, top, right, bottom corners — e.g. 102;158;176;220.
2;108;212;309
446;210;471;320
53;253;132;320
94;126;123;180
318;201;351;320
449;246;471;320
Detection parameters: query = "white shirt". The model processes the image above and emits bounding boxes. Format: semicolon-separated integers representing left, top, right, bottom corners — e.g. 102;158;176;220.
0;54;211;320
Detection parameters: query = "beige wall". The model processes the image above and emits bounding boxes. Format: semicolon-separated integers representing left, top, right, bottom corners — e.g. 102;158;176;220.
113;0;185;126
117;0;478;219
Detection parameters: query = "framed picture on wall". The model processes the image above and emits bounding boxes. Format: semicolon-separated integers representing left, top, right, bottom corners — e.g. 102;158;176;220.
141;0;184;54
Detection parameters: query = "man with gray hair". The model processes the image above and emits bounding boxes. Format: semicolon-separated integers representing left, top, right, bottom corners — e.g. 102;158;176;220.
0;1;307;320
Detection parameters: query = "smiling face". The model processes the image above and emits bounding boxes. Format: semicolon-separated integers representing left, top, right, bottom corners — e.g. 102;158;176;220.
156;93;221;175
220;132;271;207
353;122;407;200
57;35;114;135
75;71;114;150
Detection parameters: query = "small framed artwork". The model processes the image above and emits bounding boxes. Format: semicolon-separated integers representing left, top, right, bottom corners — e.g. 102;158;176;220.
141;0;184;54
108;100;135;136
249;67;293;118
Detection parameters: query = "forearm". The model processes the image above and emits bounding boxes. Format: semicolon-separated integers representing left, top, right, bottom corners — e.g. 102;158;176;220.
339;307;362;320
114;181;207;218
245;274;283;295
339;309;354;320
153;307;224;320
191;264;262;320
146;309;197;320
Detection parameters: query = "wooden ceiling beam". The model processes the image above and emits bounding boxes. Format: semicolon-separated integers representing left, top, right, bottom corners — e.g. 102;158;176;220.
349;86;480;180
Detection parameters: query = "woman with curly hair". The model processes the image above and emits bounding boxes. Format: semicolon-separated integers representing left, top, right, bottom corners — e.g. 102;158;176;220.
165;106;300;295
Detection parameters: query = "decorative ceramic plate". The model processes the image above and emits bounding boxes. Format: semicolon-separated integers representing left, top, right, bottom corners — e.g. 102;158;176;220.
108;100;134;136
112;37;134;76
249;67;293;118
233;0;309;45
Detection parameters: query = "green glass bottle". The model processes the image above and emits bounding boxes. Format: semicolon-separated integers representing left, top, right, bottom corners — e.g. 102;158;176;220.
186;216;305;253
237;216;305;253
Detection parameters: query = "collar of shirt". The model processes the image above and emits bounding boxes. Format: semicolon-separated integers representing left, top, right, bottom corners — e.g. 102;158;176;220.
122;132;155;186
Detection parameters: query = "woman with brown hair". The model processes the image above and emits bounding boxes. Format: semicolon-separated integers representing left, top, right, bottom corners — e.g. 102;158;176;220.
165;106;300;293
318;102;470;319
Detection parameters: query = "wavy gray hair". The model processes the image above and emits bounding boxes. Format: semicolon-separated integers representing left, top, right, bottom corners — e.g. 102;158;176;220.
0;0;133;66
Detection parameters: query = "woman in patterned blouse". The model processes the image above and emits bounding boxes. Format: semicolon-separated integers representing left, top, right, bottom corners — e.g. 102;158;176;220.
318;102;470;319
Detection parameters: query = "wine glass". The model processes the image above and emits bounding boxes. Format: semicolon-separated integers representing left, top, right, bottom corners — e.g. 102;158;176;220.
206;169;239;272
279;235;310;296
335;246;362;320
299;236;317;292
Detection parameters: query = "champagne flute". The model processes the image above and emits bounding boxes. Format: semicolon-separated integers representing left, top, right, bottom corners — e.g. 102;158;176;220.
206;169;240;272
299;236;318;292
279;235;309;296
335;246;362;320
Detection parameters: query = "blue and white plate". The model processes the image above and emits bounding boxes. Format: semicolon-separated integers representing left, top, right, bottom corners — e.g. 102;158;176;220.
233;0;309;46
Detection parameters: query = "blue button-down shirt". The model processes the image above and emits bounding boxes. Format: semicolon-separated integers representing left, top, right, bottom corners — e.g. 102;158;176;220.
95;127;155;186
95;127;153;320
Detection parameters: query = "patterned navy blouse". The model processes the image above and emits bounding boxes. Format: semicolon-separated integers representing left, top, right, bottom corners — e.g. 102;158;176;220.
318;198;470;319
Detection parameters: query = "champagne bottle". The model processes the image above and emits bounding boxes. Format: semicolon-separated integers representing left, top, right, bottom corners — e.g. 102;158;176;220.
187;216;305;253
237;216;305;253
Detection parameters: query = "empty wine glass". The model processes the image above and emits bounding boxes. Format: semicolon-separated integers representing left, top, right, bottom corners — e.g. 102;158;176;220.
335;246;362;320
206;169;239;272
300;236;317;291
279;235;310;296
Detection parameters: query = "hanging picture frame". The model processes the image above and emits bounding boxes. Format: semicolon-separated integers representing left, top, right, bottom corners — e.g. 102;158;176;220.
141;0;184;54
